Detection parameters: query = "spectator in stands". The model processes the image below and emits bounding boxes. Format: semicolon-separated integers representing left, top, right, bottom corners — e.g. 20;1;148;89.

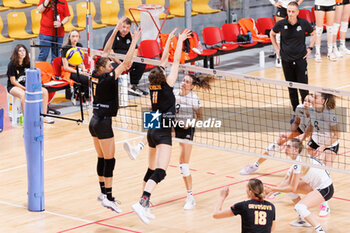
103;17;147;96
269;0;305;67
37;0;70;62
7;44;54;124
61;29;90;102
213;179;276;233
270;1;315;115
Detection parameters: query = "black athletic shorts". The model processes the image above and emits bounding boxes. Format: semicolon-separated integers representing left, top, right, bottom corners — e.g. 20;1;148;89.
307;138;339;154
315;5;336;11
147;128;172;148
297;127;304;134
337;0;350;5
276;7;287;18
317;184;334;201
89;114;114;139
175;126;195;141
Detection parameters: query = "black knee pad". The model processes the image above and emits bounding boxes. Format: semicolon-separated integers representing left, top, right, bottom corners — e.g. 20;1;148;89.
103;158;115;177
143;168;155;182
97;157;104;176
149;168;166;184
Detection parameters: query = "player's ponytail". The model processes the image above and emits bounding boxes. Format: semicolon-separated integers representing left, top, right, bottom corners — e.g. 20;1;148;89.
321;93;336;110
248;178;265;201
189;74;214;91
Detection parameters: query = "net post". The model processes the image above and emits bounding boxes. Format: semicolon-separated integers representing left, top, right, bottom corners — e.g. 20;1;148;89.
185;0;192;29
30;39;35;69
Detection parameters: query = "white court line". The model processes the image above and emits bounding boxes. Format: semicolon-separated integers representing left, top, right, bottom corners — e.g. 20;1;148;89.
0;136;143;174
0;200;92;223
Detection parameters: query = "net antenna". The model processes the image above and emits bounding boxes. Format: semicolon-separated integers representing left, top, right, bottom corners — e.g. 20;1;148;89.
129;4;170;41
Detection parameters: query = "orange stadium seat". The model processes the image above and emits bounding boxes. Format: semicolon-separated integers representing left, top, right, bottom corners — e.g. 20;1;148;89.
76;2;106;29
124;0;142;22
169;0;198;17
65;5;84;33
202;26;239;51
3;0;32;9
25;0;39;5
30;9;41;35
7;12;37;39
100;0;120;26
145;0;175;19
192;0;220;14
0;16;14;43
238;18;271;43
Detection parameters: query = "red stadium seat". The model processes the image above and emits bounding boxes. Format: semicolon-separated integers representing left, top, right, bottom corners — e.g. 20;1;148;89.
202;26;239;51
298;9;313;24
191;31;217;56
256;18;275;36
221;23;258;48
139;40;161;70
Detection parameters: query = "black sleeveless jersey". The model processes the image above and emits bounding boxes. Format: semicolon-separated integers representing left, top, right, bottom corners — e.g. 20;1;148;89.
149;82;175;126
231;199;275;233
91;70;119;117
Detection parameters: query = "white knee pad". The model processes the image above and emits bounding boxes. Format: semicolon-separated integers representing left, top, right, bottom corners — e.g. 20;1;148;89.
326;25;333;37
287;192;300;200
316;26;323;37
340;22;349;33
294;203;311;219
265;142;278;156
179;164;191;177
332;23;340;35
276;33;281;44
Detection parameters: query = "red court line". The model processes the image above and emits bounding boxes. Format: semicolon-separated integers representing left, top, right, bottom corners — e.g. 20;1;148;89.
168;165;177;168
59;167;289;233
207;172;215;175
95;222;142;233
225;176;235;179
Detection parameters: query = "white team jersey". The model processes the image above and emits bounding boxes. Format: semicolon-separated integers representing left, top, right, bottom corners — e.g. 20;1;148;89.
280;0;296;8
295;104;310;133
309;107;338;146
302;156;332;190
174;90;201;122
287;155;302;176
315;0;336;6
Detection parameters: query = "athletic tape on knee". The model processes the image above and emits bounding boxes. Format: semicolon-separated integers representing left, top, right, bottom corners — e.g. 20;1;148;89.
316;26;323;37
150;168;166;184
276;33;281;44
287;192;300;200
179;164;191;177
97;157;104;177
326;25;333;36
340;22;349;33
332;23;340;35
103;158;115;177
294;203;311;218
143;168;155;182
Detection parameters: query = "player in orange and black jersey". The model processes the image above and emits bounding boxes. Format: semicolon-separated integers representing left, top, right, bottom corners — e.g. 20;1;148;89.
213;179;276;233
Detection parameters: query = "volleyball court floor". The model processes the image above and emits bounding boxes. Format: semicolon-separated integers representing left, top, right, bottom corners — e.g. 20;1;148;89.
1;55;350;232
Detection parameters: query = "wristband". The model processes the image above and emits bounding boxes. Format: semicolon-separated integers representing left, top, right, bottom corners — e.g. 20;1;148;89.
43;2;48;8
60;22;64;27
308;47;313;51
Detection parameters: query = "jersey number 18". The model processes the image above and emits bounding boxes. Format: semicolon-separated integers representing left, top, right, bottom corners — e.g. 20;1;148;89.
152;91;158;104
254;211;267;225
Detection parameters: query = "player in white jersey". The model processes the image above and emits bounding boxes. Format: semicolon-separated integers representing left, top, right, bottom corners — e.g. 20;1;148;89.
265;138;333;233
314;0;337;62
173;73;213;210
269;0;304;67
332;0;350;57
304;92;338;217
240;94;313;175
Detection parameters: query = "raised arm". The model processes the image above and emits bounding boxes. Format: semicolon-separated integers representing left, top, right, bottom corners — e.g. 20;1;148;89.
102;16;126;58
114;27;141;78
212;187;234;219
160;28;177;67
166;29;191;87
37;0;50;13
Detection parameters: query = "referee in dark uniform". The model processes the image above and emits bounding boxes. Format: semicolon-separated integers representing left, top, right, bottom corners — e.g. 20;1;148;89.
103;17;147;96
89;18;141;213
270;1;316;114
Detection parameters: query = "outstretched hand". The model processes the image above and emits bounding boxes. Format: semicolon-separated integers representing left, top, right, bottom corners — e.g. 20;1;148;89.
168;28;177;41
178;29;192;42
219;186;229;199
115;16;127;31
131;26;142;42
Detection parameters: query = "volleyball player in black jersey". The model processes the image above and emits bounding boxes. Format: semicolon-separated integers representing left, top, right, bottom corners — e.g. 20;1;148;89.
132;29;192;224
213;179;276;233
89;16;141;213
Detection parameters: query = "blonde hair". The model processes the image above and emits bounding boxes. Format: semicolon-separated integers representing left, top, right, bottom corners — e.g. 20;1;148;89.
247;178;265;201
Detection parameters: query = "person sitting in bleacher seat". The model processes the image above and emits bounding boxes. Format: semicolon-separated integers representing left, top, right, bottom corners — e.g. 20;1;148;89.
103;17;148;96
61;29;90;104
7;44;54;124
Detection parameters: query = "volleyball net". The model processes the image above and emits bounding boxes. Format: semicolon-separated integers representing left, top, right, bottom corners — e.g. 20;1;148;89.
74;48;349;174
